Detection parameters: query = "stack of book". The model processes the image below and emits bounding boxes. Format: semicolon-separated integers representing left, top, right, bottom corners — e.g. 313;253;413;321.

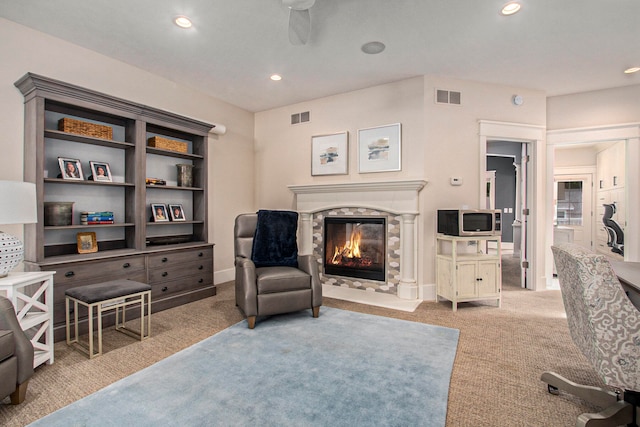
81;211;114;225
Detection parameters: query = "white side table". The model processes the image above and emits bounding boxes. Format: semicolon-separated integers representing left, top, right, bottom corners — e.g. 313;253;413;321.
0;271;55;368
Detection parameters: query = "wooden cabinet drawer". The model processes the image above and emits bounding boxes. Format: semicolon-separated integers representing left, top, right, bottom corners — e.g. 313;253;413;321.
148;259;212;284
49;255;146;287
147;247;212;268
151;274;213;300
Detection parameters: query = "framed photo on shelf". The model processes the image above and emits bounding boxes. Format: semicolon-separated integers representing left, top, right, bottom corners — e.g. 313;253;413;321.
89;161;112;182
151;203;169;222
357;123;401;173
168;204;186;221
58;157;84;180
76;232;97;254
311;131;349;176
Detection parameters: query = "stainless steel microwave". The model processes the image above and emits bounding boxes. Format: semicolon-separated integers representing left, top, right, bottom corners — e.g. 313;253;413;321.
437;209;502;236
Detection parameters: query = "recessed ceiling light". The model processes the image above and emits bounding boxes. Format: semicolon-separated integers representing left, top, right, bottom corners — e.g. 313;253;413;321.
174;15;192;29
270;74;283;81
500;1;521;16
361;41;386;55
624;67;640;74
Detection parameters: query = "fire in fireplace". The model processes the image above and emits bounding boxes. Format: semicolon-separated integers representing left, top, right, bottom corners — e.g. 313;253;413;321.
323;217;386;281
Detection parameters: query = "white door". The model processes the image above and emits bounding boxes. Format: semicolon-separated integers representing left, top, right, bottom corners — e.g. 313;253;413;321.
519;144;529;288
554;174;593;251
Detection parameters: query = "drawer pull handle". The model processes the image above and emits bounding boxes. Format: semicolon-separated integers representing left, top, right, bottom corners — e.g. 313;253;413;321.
198;278;204;283
162;257;168;263
65;271;75;278
162;272;168;277
123;263;130;268
198;252;204;257
198;265;204;270
162;286;168;292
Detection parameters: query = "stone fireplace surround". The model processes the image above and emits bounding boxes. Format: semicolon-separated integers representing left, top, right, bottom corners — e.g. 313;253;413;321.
288;180;426;301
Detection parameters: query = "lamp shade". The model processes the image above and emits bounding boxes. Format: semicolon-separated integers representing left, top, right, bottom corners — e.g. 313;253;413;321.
0;180;37;225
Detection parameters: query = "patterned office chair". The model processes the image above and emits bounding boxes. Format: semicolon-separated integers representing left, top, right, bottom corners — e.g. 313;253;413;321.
545;243;639;426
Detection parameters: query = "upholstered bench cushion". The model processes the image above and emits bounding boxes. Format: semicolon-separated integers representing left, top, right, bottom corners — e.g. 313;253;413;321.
256;266;310;294
65;279;151;304
0;330;15;362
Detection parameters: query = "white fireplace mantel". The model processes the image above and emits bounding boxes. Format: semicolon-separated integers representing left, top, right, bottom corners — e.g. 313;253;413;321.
288;180;427;300
288;180;426;214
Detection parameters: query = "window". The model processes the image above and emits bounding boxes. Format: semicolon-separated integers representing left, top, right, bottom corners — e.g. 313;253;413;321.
555;181;583;226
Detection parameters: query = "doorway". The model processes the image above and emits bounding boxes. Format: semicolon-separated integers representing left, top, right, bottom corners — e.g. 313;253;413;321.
486;141;529;288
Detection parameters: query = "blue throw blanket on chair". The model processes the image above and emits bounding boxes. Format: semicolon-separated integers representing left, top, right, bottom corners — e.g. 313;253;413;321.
251;210;299;268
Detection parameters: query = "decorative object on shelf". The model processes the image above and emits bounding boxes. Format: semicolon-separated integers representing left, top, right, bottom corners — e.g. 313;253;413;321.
176;164;194;187
148;136;188;153
168;204;186;221
80;211;114;225
89;161;112;182
311;131;349;176
58;117;113;140
57;157;84;180
0;181;37;277
43;201;74;226
357;123;401;173
151;204;169;222
145;177;167;186
76;232;98;254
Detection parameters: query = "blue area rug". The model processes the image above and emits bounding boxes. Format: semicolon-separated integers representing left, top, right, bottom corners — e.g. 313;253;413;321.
29;307;459;426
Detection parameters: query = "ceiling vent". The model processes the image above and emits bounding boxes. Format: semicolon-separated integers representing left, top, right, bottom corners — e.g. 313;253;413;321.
291;111;310;125
435;89;461;105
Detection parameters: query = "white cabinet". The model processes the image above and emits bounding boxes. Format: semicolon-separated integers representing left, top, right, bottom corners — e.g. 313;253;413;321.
436;234;502;311
0;271;55;368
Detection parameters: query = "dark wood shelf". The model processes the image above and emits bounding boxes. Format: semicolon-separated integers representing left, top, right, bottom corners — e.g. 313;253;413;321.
44;129;134;149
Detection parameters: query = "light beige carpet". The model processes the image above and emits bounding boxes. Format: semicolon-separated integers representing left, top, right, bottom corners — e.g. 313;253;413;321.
1;266;609;426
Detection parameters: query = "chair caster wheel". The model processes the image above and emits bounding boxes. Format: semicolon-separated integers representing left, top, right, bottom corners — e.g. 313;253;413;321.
547;384;559;395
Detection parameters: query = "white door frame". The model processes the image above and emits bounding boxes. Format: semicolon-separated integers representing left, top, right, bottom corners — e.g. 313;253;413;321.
479;120;547;291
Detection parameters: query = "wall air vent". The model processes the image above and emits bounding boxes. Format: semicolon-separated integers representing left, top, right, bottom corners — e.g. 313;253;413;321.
291;111;311;125
435;89;461;105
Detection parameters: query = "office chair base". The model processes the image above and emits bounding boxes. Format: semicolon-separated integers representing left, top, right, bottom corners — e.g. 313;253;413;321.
541;372;635;427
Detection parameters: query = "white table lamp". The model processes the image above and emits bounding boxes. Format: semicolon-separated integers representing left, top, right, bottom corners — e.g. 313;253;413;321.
0;181;37;277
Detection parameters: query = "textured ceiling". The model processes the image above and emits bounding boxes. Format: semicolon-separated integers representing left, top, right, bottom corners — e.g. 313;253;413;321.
1;0;639;112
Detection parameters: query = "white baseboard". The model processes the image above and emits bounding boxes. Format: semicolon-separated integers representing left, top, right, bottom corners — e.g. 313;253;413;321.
214;268;234;285
419;283;436;301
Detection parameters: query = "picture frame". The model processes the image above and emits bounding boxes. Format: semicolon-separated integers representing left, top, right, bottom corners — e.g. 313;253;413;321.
311;131;349;176
76;232;97;254
89;161;112;182
58;157;84;180
168;204;186;221
151;203;169;222
357;123;402;173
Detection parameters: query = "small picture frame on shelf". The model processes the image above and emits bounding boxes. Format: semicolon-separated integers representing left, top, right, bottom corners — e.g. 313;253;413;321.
76;232;98;254
168;204;186;221
151;203;169;222
58;157;84;180
89;161;112;182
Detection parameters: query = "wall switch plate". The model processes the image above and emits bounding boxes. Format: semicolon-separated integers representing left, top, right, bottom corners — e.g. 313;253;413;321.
450;177;463;186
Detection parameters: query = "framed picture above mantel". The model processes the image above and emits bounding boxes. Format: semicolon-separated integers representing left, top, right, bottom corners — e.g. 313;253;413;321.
311;132;349;176
357;123;401;173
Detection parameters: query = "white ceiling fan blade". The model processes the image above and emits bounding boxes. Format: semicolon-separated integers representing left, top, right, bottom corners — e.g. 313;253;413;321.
288;8;311;45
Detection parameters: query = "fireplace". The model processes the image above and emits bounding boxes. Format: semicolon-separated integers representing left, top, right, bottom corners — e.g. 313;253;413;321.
323;217;386;281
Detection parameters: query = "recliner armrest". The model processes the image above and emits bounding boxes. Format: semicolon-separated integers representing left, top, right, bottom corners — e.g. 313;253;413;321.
298;254;323;307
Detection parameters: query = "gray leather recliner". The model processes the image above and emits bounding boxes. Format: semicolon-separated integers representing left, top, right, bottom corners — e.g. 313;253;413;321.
0;296;34;404
234;213;322;329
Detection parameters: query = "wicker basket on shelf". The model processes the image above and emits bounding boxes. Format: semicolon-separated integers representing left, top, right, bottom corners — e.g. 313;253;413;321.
58;118;113;140
147;136;188;153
